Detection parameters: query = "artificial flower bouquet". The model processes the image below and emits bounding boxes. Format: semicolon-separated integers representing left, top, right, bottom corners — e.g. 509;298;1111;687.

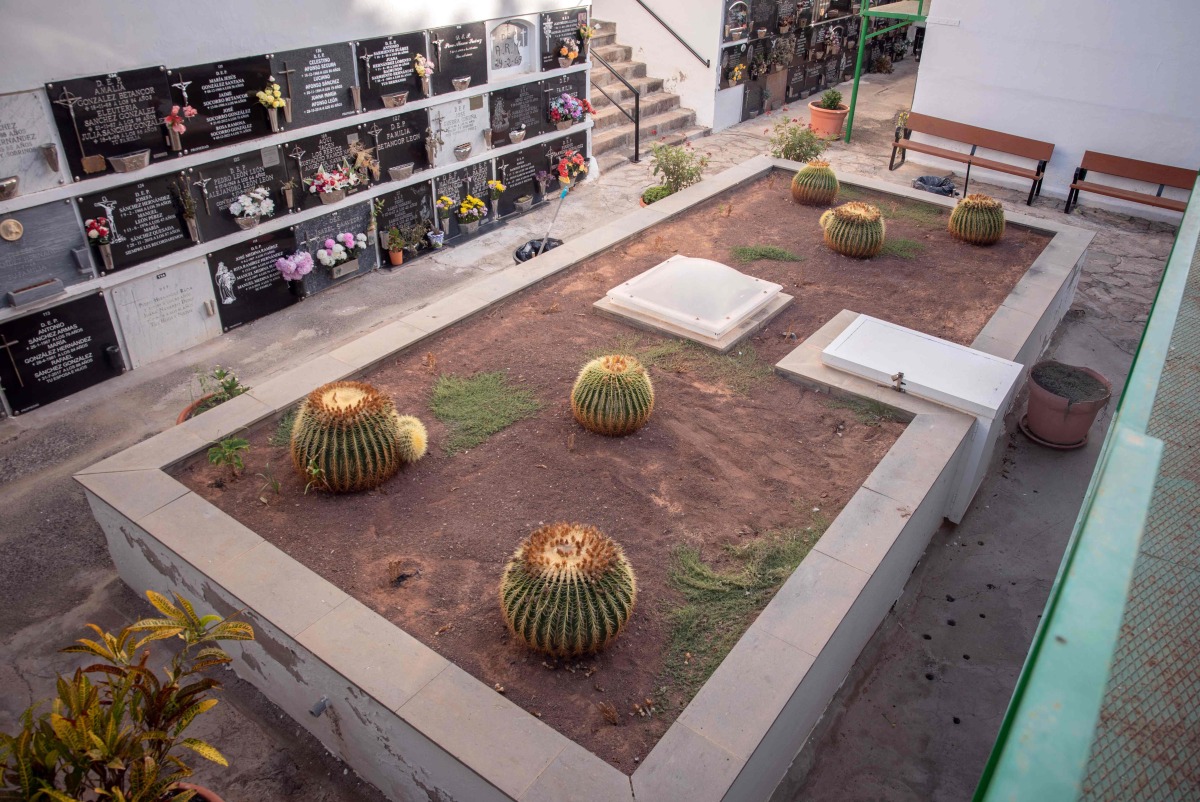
435;195;455;221
414;53;435;79
274;251;314;281
456;194;488;224
557;150;588;184
306;162;362;196
84;217;111;245
163;104;197;134
256;79;286;109
486;179;506;200
548;93;595;126
229;187;275;220
558;38;580;63
316;232;368;267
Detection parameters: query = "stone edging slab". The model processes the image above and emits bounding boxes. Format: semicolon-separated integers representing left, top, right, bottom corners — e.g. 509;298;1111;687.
75;155;1092;801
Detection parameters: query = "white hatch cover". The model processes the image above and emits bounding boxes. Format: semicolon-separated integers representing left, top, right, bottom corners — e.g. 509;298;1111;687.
821;314;1023;419
605;255;784;339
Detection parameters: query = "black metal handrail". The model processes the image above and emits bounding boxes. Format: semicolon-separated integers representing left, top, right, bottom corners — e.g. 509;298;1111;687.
633;0;711;68
591;51;641;163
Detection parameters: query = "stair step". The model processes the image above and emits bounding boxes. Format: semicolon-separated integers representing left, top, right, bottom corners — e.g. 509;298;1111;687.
591;91;681;132
589;76;664;106
592;43;632;62
598;126;713;173
591;60;647;86
591;20;617;47
591;108;698;156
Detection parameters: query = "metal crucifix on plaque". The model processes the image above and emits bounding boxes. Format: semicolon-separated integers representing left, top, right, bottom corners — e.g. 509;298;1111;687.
278;63;296;123
171;73;193;105
0;334;24;388
287;145;307;185
359;46;374;88
93;196;125;244
53;87;106;174
193;172;213;215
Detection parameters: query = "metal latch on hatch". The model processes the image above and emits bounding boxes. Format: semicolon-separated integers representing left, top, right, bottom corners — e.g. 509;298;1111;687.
890;371;906;393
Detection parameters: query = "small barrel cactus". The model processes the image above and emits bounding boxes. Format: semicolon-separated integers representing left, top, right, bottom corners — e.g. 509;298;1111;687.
570;354;655;436
819;201;886;258
499;523;637;658
949;193;1005;245
290;381;424;493
790;160;839;206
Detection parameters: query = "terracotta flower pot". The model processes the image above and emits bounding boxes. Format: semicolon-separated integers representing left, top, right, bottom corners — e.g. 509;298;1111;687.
177;394;215;425
176;783;226;802
388;249;404;266
1023;361;1112;448
808;101;849;138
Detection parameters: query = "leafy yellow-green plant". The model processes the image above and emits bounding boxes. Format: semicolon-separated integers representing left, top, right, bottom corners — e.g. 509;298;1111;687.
819;201;886;258
790;160;839;206
499;523;637;658
571;354;655;436
0;591;253;801
207;436;249;477
290;381;423;493
949;193;1006;245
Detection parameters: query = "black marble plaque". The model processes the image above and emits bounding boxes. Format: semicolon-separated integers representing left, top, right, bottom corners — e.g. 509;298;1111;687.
434;161;492;239
488;82;546;148
208;230;299;331
377;180;435;249
0;201;93;299
542;132;590;185
494;146;543;217
0;292;122;415
270;43;359;129
78;175;191;273
786;65;807;102
543;71;588;125
741;79;766;121
285;126;368;210
750;0;778;34
429;23;488;95
357;32;428;110
795;0;815;26
47;67;174;181
191;147;286;241
363;110;430;179
720;44;749;89
805;63;826;94
168;56;274;154
293;202;377;296
540;8;588;70
724;0;752;42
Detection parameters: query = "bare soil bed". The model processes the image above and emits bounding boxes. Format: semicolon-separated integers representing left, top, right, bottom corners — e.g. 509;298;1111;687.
176;173;1048;769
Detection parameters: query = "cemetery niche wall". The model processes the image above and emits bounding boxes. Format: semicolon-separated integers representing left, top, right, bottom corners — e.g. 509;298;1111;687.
0;3;593;415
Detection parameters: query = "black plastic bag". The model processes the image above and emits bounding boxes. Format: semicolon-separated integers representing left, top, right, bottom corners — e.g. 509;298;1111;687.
513;238;563;263
911;175;958;196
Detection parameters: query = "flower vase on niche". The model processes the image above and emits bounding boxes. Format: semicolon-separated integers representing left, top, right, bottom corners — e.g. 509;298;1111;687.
257;79;287;131
415;54;435;98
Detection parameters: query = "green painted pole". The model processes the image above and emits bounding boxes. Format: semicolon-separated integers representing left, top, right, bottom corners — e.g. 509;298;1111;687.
844;0;870;142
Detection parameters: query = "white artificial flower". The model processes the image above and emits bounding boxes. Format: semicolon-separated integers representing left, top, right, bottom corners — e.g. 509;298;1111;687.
260;199;275;216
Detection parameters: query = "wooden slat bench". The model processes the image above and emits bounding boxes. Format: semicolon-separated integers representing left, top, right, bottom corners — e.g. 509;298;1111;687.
890;112;1054;205
1064;151;1196;214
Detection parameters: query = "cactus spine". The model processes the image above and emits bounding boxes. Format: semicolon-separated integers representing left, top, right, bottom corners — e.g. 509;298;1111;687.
571;355;655;437
819;201;886;258
790;160;839;206
290;381;424;493
499;523;637;658
949;193;1005;245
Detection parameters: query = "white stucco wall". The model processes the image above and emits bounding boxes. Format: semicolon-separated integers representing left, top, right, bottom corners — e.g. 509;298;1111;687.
592;0;722;128
909;0;1199;219
0;0;581;93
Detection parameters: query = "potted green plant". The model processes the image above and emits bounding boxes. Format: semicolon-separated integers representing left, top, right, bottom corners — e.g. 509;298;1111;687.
640;185;674;206
0;590;254;801
385;226;406;266
178;365;250;424
768;115;829;162
808;89;849;138
1022;361;1112;448
649;140;709;197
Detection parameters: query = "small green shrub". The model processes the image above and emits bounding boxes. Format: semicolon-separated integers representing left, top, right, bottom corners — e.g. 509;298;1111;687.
431;372;541;453
768;116;828;162
641;185;674;205
817;89;843;110
649;141;709;193
208;437;249;477
193;365;249;415
731;245;802;264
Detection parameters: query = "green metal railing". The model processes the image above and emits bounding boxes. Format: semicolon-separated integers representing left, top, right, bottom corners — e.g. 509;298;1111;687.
845;0;927;142
973;177;1200;800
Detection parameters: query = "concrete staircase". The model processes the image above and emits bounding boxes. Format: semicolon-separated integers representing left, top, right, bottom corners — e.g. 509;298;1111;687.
589;20;709;172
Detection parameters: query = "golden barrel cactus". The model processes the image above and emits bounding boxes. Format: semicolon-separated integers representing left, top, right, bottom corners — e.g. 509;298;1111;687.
819;201;886;258
290;381;425;493
790;160;839;206
570;355;655;436
949;193;1005;245
499;523;637;658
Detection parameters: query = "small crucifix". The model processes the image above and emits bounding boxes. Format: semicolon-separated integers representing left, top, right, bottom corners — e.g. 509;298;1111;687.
288;145;307;185
93;196;124;243
0;334;24;388
171;73;193;105
193;172;213;215
359;47;375;88
430;36;446;70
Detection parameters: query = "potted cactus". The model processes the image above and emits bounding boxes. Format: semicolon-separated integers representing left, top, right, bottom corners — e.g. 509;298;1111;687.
819;202;886;258
791;160;839;206
290;381;427;493
808;89;849;138
499;522;637;657
570;354;655;436
949;193;1006;245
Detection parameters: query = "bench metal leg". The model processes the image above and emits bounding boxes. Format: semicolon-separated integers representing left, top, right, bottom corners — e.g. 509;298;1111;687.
1026;179;1037;206
889;144;905;171
962;162;971;196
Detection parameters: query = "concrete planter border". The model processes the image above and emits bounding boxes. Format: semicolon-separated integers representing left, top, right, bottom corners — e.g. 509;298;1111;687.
76;156;1092;801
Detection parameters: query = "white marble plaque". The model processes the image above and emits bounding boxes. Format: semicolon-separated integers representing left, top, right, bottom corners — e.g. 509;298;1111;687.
0;90;64;197
427;97;490;169
487;16;539;82
110;257;221;368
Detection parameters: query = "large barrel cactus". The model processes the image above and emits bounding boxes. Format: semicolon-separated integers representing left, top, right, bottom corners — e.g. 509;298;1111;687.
949;193;1005;245
790;160;839;206
819;201;886;258
290;381;425;493
570;354;655;436
499;523;637;658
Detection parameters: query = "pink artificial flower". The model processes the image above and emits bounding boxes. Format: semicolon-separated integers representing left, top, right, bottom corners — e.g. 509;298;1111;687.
324;239;336;250
184;105;198;118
